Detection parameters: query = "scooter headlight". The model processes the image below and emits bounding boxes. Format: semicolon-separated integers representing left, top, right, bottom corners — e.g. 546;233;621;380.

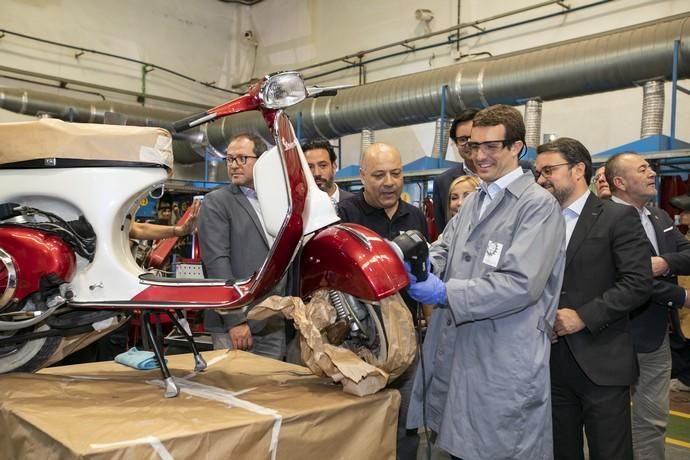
259;71;307;109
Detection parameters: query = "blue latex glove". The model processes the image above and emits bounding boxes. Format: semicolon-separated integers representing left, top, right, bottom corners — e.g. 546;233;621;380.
404;261;447;305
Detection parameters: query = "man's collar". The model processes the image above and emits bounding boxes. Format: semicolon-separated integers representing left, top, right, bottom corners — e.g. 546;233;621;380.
462;162;478;178
360;191;407;216
240;186;257;199
331;184;340;202
611;194;651;215
566;190;591;216
480;166;523;199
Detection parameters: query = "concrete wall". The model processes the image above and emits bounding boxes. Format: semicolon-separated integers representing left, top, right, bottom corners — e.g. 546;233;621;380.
2;0;690;174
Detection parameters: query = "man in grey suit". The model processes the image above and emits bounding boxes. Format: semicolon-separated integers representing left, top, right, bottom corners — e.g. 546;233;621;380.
197;133;286;360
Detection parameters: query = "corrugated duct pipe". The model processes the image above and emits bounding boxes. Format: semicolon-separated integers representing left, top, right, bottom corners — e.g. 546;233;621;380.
1;13;689;162
0;87;203;164
524;99;543;150
360;129;375;163
206;12;690;153
640;79;665;138
431;117;451;160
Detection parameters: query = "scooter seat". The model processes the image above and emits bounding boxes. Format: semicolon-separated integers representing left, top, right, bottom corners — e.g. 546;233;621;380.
138;273;232;286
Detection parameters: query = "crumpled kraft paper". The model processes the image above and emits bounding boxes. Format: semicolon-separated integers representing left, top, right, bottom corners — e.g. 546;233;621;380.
42;315;129;367
248;290;416;396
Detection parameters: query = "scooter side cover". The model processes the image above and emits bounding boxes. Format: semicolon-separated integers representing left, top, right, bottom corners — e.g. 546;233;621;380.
0;227;76;303
299;223;409;301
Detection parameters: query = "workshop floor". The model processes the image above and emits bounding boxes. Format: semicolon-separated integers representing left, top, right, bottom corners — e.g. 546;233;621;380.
414;391;690;460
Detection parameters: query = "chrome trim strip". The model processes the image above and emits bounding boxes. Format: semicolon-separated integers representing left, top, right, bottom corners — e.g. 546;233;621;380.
138;276;229;287
335;224;373;250
0;248;17;309
67;301;240;310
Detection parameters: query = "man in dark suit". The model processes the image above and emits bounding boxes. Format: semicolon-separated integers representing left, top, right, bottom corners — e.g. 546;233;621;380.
301;138;353;203
606;152;690;459
431;108;480;232
197;133;286;360
535;138;653;460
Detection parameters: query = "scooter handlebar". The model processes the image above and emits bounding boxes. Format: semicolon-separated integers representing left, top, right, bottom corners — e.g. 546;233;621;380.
173;111;217;133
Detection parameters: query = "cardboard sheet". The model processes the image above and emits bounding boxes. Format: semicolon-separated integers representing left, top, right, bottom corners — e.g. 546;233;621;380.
0;350;399;460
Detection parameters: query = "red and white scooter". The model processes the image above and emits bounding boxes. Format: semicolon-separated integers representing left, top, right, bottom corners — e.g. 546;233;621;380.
0;71;418;397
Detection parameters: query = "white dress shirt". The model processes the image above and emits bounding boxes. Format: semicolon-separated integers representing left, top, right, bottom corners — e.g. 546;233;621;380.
563;190;591;248
611;195;659;255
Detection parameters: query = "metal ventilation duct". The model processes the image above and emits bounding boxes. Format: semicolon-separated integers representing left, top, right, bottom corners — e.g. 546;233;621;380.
640;79;665;138
0;87;202;163
360;128;375;163
524;99;543;150
431;118;450;160
207;12;690;150
0;13;689;164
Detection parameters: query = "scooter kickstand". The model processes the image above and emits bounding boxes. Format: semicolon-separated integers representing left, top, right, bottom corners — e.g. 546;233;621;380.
142;310;179;398
166;309;207;373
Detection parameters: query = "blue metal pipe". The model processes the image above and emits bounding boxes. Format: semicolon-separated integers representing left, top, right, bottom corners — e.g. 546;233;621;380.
439;84;448;168
671;39;680;149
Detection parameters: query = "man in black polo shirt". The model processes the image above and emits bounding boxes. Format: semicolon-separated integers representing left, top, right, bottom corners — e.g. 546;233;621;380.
338;142;427;241
338;142;426;460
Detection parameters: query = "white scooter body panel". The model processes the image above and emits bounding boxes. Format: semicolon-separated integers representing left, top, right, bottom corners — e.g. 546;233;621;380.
0;166;168;302
255;143;339;239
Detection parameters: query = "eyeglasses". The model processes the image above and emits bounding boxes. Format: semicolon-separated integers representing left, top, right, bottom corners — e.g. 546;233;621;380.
455;136;471;149
225;155;257;165
535;162;571;180
468;139;518;155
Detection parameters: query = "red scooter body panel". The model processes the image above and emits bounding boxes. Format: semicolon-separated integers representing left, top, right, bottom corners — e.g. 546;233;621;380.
300;223;409;301
0;227;76;303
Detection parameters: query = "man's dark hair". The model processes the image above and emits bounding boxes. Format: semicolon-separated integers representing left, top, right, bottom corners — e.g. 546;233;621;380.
230;132;268;158
604;151;638;193
449;108;481;142
472;105;525;146
301;138;337;163
537;137;593;183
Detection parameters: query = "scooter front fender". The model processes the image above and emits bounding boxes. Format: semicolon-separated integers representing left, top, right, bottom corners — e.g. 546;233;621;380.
300;223;409;301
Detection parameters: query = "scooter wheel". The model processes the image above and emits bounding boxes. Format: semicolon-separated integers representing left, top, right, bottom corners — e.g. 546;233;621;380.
0;324;60;373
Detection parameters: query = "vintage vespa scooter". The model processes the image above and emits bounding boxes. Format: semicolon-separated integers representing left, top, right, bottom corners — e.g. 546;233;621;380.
0;71;421;397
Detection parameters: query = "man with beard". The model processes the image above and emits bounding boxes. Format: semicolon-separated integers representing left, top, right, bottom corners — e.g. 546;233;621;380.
607;152;690;459
301;138;353;203
535;138;652;459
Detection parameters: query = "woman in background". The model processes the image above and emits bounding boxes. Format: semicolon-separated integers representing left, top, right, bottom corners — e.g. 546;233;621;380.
447;175;480;223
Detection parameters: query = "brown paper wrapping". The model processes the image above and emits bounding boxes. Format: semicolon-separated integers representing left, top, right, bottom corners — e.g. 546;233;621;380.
0;119;173;169
249;291;417;396
41;316;129;367
0;350;399;460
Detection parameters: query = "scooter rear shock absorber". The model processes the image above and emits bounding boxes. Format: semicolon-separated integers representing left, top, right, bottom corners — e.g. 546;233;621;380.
328;290;360;332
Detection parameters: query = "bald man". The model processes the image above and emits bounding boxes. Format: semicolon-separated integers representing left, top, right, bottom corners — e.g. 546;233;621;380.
338;143;427;236
337;142;426;460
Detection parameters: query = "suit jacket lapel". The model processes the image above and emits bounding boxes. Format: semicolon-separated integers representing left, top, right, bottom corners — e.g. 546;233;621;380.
565;194;602;270
647;207;664;255
232;185;269;247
